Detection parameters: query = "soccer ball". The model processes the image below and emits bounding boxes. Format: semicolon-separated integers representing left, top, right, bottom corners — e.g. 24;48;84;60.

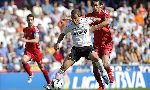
51;79;64;90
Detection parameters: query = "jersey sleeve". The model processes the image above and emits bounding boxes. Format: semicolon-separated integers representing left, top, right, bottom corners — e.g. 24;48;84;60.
85;17;95;24
33;26;40;39
62;24;71;34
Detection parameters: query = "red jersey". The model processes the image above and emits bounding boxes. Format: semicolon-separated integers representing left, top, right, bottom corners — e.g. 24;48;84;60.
23;26;40;52
85;10;112;47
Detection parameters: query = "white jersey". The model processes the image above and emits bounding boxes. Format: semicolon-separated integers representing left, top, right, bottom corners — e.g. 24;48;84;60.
63;17;94;47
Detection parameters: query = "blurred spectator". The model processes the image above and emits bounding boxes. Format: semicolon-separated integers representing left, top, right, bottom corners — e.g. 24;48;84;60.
57;2;67;15
32;1;43;18
42;0;54;15
132;3;137;14
0;56;7;72
0;42;8;58
8;0;18;14
50;7;61;24
86;0;92;13
16;22;24;33
66;2;74;16
138;3;147;18
15;40;24;57
135;10;145;26
80;1;87;15
144;11;150;33
1;1;9;10
142;48;150;64
14;0;25;9
47;43;55;54
53;50;63;63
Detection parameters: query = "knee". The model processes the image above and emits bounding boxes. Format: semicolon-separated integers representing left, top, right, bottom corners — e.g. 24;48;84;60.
22;55;30;64
102;55;110;67
38;64;45;71
22;58;27;64
41;67;45;71
89;52;99;62
103;60;109;67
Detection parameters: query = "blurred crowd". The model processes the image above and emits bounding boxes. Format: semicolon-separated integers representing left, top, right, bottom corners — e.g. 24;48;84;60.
0;0;149;72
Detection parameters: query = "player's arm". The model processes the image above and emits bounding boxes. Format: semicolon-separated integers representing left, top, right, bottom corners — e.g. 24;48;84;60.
99;17;109;27
54;24;70;50
91;17;109;31
21;32;39;43
86;17;101;23
54;33;65;50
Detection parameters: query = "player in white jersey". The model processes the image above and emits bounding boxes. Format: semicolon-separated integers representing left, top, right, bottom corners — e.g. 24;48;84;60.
50;9;109;89
64;18;93;47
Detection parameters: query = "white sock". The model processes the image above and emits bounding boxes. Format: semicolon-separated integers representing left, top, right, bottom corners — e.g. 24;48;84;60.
95;59;107;76
55;69;64;80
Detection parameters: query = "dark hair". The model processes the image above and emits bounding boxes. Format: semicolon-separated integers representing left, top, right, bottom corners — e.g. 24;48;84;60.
71;9;81;17
92;0;103;5
27;14;34;20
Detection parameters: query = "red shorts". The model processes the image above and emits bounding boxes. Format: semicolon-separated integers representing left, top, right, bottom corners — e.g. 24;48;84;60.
94;43;113;59
24;49;42;63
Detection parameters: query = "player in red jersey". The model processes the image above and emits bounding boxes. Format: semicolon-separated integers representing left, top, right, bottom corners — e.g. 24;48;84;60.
85;0;114;90
21;14;51;89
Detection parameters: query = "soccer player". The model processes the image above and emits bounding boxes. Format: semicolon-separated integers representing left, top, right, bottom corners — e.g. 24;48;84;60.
85;0;114;89
21;14;51;89
52;9;110;88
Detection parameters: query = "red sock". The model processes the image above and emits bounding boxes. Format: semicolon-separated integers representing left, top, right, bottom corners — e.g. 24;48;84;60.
23;63;32;76
105;65;112;73
42;69;51;84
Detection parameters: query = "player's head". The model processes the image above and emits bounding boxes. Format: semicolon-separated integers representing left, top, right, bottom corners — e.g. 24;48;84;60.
27;14;34;26
92;0;103;12
71;9;81;25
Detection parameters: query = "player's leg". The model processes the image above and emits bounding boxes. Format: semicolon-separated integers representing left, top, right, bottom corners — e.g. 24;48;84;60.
22;54;33;83
102;54;114;83
92;47;105;89
32;51;51;89
92;62;105;90
54;53;75;81
37;62;51;85
101;45;114;83
89;51;109;85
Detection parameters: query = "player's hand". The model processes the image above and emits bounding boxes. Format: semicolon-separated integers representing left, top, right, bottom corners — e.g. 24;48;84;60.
95;18;101;21
54;43;59;50
21;38;27;42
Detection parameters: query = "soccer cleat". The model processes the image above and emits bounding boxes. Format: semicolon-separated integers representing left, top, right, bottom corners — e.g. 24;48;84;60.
102;72;110;85
43;84;52;90
108;72;114;83
27;74;33;83
98;81;105;90
98;86;104;90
